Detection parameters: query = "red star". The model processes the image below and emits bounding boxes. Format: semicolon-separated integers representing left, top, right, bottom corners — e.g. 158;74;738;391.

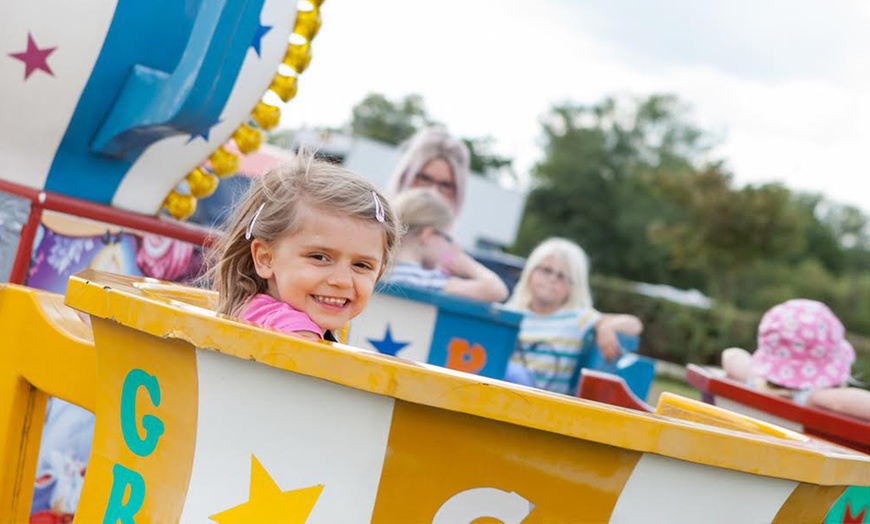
9;33;57;80
843;500;868;524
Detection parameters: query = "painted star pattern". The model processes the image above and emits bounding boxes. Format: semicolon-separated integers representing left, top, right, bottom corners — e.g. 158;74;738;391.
367;324;410;356
209;455;322;523
250;20;273;57
187;119;222;144
843;500;867;524
9;32;57;80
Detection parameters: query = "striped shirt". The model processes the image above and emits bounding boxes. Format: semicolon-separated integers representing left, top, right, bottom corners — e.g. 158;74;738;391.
510;308;601;394
382;262;449;293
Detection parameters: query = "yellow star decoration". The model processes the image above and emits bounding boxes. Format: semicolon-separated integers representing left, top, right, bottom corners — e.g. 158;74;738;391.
209;455;323;523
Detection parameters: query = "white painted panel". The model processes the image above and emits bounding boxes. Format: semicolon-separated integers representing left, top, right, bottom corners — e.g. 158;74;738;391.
346;292;437;363
610;453;796;524
0;0;117;189
180;349;395;523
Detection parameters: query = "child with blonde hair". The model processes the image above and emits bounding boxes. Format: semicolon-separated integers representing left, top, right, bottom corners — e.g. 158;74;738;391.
383;188;508;302
209;150;401;341
722;299;870;421
505;238;643;394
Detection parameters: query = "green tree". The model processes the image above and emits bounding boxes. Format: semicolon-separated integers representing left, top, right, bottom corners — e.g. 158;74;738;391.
462;136;516;185
649;167;808;301
786;193;847;275
515;94;712;287
816;200;870;273
349;93;431;145
347;92;516;184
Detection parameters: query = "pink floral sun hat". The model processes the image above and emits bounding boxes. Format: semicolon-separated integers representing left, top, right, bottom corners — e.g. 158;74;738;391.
751;299;855;389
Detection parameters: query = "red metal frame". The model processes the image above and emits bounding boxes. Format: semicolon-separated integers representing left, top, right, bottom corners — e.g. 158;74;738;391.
686;364;870;454
577;369;653;413
8;196;44;284
0;179;217;285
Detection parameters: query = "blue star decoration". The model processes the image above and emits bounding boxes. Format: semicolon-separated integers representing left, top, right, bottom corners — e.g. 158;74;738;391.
250;21;273;57
367;324;410;356
186;119;221;144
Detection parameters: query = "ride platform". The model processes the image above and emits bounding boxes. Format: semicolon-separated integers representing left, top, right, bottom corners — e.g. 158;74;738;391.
1;270;868;523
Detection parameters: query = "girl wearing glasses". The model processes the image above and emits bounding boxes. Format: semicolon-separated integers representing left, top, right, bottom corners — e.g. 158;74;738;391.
505;238;643;394
383;188;508;302
387;125;469;215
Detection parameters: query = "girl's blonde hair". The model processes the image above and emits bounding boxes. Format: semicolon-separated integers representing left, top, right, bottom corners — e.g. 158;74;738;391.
208;149;401;316
387;126;469;214
391;187;455;236
506;237;593;312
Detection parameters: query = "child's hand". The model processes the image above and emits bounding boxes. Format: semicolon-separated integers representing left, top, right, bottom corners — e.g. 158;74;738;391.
438;244;510;302
596;327;621;361
439;244;470;276
596;314;643;361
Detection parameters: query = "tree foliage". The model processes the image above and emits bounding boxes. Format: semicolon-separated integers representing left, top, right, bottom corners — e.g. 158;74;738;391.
516;93;870;336
648;167;808;299
515;95;710;286
347;92;515;183
349;93;431;146
462;136;516;185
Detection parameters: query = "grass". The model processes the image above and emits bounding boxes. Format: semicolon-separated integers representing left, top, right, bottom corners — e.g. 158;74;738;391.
645;373;701;405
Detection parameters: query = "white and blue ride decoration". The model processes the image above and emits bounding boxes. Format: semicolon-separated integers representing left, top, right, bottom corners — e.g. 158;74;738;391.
347;284;522;380
0;0;297;214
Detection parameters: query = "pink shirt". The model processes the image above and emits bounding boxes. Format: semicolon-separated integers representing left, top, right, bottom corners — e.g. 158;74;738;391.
241;294;323;339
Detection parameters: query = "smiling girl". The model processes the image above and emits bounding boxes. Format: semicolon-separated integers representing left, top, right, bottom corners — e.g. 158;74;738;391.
209;150;401;341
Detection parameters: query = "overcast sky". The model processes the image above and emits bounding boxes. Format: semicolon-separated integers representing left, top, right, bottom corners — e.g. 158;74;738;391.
283;0;870;213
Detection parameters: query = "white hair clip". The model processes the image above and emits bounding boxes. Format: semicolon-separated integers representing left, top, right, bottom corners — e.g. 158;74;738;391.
245;203;266;240
372;191;385;223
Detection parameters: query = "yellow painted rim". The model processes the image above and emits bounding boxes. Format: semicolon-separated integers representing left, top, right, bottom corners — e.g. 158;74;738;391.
63;270;870;487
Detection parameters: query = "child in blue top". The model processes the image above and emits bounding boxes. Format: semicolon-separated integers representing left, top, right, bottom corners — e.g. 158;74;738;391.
505;238;643;394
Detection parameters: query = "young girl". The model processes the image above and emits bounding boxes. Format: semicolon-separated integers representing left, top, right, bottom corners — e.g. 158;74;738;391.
722;299;870;421
382;188;508;302
505;238;643;394
209;150;402;341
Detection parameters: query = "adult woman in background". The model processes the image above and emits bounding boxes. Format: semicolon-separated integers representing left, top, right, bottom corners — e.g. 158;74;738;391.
387;125;469;216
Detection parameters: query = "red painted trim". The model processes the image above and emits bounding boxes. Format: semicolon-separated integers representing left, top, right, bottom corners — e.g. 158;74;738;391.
577;369;654;413
0;179;217;248
8;198;43;284
686;364;870;454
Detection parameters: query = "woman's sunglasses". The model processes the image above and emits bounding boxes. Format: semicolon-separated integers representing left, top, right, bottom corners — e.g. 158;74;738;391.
414;172;456;193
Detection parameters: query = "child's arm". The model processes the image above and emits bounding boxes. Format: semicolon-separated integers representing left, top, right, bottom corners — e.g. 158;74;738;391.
595;314;643;361
807;387;870;421
440;248;509;302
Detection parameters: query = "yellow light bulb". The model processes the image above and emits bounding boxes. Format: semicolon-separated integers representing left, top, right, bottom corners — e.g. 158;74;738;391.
232;124;263;155
293;5;321;41
163;190;197;221
283;42;311;74
186;168;220;198
209;146;239;177
269;73;299;102
251;100;281;130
